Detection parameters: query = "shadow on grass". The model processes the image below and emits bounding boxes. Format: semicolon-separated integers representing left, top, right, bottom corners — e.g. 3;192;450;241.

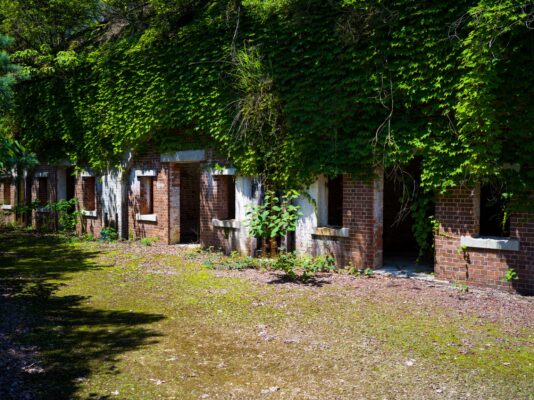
266;272;332;287
0;229;164;400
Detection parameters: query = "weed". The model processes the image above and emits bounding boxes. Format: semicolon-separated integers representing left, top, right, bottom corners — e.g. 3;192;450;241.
100;227;118;242
140;237;158;246
451;281;469;293
273;252;298;280
505;268;519;282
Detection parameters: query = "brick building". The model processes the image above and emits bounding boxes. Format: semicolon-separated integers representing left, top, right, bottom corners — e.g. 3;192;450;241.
294;174;533;295
6;156;532;295
126;149;258;251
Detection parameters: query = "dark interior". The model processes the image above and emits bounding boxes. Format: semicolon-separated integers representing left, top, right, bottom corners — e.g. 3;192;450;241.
66;167;76;201
179;163;201;243
480;184;510;237
327;175;343;227
383;161;433;266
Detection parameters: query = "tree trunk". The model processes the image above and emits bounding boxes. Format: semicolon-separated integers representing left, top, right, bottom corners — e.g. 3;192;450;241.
270;237;277;258
262;238;268;258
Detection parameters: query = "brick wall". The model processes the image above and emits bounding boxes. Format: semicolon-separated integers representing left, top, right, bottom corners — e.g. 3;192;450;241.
128;153;171;243
296;174;382;268
200;172;233;252
75;175;103;236
435;186;534;294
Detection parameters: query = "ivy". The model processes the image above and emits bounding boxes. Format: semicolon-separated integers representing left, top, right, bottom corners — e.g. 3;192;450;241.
5;0;534;198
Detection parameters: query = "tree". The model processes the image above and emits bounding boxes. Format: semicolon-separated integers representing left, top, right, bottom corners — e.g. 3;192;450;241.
0;34;35;173
0;34;18;112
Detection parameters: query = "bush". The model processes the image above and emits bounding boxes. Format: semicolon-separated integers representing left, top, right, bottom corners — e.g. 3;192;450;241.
272;252;298;280
272;253;337;282
100;227;118;242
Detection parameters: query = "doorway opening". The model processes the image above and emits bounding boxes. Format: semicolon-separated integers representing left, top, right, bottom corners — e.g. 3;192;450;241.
382;161;434;274
66;167;76;202
179;163;200;244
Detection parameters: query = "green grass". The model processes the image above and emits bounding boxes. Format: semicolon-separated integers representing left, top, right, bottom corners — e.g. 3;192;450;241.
0;229;533;399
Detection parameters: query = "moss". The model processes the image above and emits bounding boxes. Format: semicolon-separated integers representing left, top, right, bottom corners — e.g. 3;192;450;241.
1;230;532;399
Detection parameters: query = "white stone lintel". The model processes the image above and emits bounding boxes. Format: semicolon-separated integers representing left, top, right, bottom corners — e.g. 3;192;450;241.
1;204;13;210
313;226;350;238
212;218;241;229
136;213;157;222
136;169;157;177
34;172;49;178
460;235;520;252
161;149;206;163
212;167;237;176
80;171;95;177
82;210;97;218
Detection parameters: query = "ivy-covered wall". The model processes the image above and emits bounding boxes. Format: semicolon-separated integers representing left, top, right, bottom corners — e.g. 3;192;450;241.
11;0;534;194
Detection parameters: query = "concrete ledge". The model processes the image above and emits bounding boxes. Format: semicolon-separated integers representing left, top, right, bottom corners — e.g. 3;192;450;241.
80;171;95;177
34;172;48;178
313;226;350;238
161;150;206;163
212;167;236;176
212;218;241;229
1;204;13;210
461;235;520;252
136;169;157;177
82;210;97;218
136;213;157;222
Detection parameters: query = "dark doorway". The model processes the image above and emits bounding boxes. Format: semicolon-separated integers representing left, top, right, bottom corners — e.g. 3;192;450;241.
66;167;76;201
179;163;201;243
383;161;434;270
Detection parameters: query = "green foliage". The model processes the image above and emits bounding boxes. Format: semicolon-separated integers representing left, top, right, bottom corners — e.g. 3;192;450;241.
4;0;534;197
272;252;337;281
100;227;119;242
505;268;519;282
49;198;81;233
140;236;159;246
245;189;302;239
272;251;298;280
411;194;435;260
451;281;469;293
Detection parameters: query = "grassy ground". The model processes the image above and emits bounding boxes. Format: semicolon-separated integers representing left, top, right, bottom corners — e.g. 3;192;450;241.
0;229;533;400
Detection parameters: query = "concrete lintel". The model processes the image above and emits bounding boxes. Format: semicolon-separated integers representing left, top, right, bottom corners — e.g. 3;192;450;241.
212;218;241;229
82;210;97;218
460;235;520;252
136;213;157;222
211;167;237;176
1;204;13;210
136;169;158;177
36;207;50;213
80;171;95;177
34;172;49;178
161;150;206;163
313;226;350;238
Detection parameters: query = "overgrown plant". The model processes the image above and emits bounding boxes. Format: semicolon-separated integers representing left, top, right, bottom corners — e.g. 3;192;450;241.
49;198;81;233
505;268;519;282
100;227;119;242
272;252;337;282
245;189;302;257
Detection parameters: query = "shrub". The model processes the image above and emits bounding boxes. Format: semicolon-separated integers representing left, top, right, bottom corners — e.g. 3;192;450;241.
100;227;118;242
272;252;298;280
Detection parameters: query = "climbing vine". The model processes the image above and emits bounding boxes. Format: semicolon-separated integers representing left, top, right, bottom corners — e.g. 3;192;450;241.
3;0;533;199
